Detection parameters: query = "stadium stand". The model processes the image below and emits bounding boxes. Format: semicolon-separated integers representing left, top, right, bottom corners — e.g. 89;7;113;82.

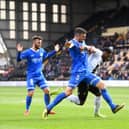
43;33;129;80
42;7;129;80
0;6;129;81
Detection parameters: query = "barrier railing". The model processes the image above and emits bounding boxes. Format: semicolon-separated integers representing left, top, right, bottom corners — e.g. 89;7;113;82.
0;80;129;87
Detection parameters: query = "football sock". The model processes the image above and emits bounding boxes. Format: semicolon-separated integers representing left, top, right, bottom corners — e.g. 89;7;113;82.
94;96;101;114
101;89;116;109
44;93;50;106
67;94;80;105
47;92;67;111
26;96;32;110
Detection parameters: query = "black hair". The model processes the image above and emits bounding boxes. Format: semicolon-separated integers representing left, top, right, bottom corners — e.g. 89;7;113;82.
103;47;113;53
32;35;43;41
74;27;87;35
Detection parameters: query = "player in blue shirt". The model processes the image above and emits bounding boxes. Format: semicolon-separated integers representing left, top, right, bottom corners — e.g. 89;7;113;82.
43;28;124;119
16;35;60;116
67;47;113;118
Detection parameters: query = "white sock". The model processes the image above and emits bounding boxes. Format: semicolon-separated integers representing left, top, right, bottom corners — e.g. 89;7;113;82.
67;94;80;105
94;96;101;114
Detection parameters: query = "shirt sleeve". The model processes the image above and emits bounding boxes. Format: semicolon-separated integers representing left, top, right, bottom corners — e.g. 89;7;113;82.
69;42;74;48
94;48;103;57
69;40;78;50
16;50;29;62
16;52;22;62
43;50;56;61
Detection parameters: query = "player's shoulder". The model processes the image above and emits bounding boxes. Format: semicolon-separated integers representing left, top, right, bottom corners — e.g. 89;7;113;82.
39;48;44;51
94;48;103;56
68;39;73;46
39;48;46;53
69;39;80;48
69;39;77;44
22;48;31;53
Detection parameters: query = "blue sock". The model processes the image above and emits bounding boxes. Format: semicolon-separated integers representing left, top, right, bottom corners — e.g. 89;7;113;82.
47;92;67;111
44;94;50;106
26;96;32;110
101;89;116;109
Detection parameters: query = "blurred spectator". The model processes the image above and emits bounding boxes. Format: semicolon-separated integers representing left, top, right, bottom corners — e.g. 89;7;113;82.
0;31;129;81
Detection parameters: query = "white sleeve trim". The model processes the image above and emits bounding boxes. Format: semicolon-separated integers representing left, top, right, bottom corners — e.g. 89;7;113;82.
94;48;103;56
69;42;74;48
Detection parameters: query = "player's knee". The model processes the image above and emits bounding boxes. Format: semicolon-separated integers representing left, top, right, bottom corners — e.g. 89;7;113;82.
43;88;50;94
96;93;101;96
28;90;34;96
65;91;72;96
96;81;106;90
65;87;73;96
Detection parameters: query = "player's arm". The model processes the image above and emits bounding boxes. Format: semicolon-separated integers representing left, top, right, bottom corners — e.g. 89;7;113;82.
16;43;28;62
93;48;103;56
43;44;60;61
88;46;103;55
65;40;92;51
80;44;93;51
64;41;74;48
82;45;102;57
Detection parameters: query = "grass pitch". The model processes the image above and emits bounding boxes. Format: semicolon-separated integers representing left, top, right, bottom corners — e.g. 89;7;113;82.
0;86;129;129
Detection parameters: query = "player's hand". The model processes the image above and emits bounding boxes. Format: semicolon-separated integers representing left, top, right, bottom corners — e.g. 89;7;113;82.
81;45;96;52
80;46;85;51
54;44;60;52
80;45;91;51
16;43;23;52
64;42;71;48
88;46;96;53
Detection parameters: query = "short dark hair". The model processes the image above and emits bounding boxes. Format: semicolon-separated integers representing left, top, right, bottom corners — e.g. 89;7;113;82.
32;35;43;41
74;27;87;35
103;47;113;53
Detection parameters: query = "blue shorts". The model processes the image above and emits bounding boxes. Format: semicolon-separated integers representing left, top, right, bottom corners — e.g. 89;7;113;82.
68;71;101;89
27;74;48;90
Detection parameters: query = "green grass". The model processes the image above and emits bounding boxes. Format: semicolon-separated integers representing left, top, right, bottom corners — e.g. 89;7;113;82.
0;86;129;129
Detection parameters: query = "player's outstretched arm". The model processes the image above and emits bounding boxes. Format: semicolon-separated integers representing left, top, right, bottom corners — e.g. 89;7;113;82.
80;45;97;53
43;44;60;61
64;41;73;48
80;45;92;51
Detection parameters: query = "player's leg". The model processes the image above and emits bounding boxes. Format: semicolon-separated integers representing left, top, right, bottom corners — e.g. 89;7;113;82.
78;81;89;105
38;75;50;106
67;94;80;105
96;80;124;113
47;86;73;112
67;81;89;105
43;86;73;119
43;87;56;115
86;72;124;113
43;73;82;119
43;87;50;105
38;76;56;115
89;86;105;117
24;78;35;116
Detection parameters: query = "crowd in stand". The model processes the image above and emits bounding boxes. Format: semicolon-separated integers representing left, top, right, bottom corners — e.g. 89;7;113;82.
1;7;129;81
97;48;129;80
44;31;129;80
44;50;71;80
0;31;129;81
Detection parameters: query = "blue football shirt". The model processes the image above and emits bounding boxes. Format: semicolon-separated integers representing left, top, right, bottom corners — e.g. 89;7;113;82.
17;48;56;78
69;39;89;73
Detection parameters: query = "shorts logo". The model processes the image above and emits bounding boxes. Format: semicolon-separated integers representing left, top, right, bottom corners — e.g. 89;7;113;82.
31;55;34;57
40;53;43;56
75;75;80;81
30;79;34;85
